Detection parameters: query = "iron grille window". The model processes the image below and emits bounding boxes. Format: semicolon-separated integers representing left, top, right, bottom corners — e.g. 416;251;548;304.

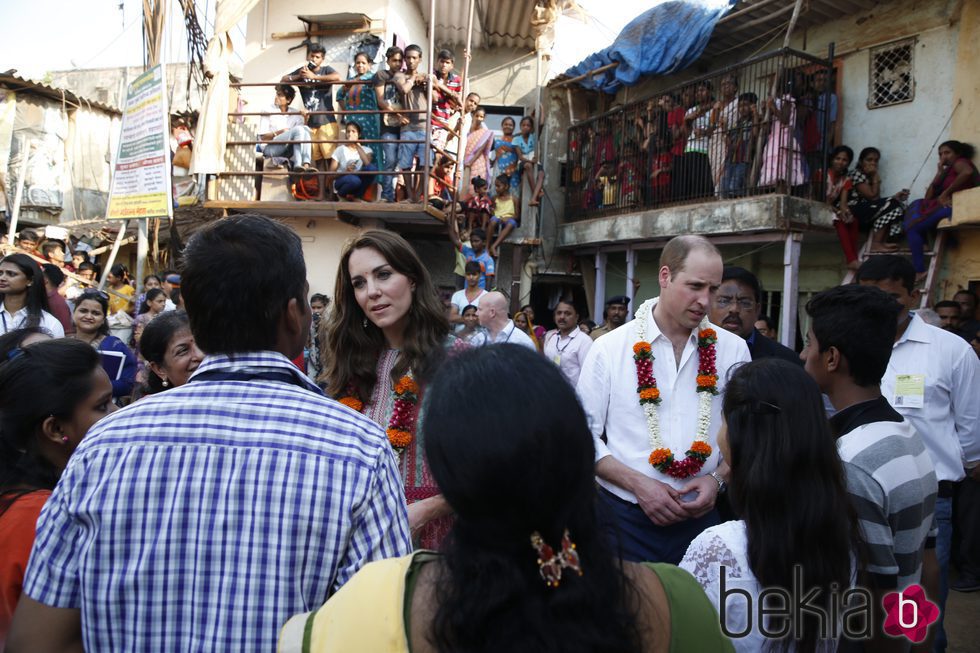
869;39;914;109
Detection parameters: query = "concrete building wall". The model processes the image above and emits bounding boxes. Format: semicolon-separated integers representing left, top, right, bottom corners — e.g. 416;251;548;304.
280;217;361;298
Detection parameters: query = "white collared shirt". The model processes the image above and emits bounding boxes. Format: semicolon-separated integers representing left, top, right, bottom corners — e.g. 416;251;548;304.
1;305;66;338
577;298;750;498
543;327;592;387
881;313;980;481
256;106;305;152
490;320;538;351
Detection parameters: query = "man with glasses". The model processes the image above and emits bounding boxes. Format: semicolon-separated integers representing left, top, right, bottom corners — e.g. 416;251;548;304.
709;266;800;364
373;46;407;202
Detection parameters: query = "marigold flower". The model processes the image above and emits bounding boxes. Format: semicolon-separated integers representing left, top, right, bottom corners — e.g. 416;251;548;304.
387;428;413;449
633;342;652;355
639;387;661;401
338;396;364;412
699;328;717;341
689;441;712;456
696;374;717;388
649;448;673;467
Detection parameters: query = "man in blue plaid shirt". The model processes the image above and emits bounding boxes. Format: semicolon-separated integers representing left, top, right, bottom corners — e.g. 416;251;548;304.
8;214;412;652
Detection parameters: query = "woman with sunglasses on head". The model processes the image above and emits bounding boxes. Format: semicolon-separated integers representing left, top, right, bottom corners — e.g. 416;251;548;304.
680;358;859;652
0;339;115;644
71;290;138;401
281;345;732;653
0;254;64;338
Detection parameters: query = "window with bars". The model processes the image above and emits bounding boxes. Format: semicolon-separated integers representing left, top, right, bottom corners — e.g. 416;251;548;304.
868;39;915;109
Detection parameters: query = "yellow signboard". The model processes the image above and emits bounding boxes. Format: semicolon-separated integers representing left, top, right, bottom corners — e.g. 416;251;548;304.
106;65;172;220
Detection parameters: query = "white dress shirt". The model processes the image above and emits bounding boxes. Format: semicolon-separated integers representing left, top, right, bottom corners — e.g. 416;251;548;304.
881;313;980;481
543;327;592;387
577;298;750;498
490;320;538;351
1;305;66;338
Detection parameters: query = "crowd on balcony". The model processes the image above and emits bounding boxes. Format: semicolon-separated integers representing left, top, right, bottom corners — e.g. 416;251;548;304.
565;56;980;278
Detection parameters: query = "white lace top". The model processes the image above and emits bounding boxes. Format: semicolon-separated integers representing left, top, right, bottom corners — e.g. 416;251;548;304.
679;520;848;653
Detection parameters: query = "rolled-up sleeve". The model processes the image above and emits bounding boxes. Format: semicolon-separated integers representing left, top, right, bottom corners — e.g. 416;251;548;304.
576;342;612;462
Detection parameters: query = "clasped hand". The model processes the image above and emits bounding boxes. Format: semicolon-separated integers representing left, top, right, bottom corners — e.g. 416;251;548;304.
634;475;718;526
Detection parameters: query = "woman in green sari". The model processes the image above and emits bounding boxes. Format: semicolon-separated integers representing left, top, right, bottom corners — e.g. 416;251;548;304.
337;51;382;171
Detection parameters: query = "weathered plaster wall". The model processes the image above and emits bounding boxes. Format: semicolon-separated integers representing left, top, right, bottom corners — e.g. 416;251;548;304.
279;217;361;298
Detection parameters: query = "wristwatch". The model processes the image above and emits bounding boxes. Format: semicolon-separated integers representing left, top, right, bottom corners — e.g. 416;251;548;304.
709;471;727;493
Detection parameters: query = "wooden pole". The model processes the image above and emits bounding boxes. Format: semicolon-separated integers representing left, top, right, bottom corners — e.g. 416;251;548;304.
98;225;129;290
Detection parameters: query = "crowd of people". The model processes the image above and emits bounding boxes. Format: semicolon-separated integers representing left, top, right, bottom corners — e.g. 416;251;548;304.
253;42;544;255
2;217;979;653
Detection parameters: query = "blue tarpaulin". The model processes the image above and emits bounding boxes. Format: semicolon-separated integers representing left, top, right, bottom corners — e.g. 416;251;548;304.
562;0;736;94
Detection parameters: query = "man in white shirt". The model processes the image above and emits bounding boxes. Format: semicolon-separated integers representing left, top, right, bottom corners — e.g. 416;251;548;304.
543;300;591;387
258;85;312;171
477;291;537;351
857;255;980;652
577;235;750;564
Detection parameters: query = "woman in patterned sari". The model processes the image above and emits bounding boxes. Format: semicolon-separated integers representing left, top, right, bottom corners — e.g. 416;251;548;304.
461;107;494;197
336;52;382;172
321;230;464;548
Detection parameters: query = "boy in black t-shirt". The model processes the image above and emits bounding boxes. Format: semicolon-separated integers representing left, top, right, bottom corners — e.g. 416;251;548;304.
282;43;342;196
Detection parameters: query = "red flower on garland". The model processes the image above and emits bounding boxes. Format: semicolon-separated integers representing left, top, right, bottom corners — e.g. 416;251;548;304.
386;375;419;451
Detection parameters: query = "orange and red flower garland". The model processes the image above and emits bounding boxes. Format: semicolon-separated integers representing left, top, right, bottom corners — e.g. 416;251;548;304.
633;298;718;479
339;373;419;452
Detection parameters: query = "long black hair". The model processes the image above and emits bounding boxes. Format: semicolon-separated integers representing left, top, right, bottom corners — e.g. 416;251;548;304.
138;310;190;395
139;287;167;314
723;358;861;653
0;253;51;328
422;344;641;653
0;339;101;517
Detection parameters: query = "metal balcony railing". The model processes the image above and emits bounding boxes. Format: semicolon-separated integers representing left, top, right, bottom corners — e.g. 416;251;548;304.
564;48;836;221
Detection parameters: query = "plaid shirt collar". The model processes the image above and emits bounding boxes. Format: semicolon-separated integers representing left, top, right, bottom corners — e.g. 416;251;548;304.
190;351;323;395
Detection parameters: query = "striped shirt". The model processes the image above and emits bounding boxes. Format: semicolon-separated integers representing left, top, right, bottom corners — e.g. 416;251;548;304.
833;397;938;590
23;351;412;652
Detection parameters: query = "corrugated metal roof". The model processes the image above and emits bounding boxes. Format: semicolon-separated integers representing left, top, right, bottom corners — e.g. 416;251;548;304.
0;73;121;115
414;0;536;50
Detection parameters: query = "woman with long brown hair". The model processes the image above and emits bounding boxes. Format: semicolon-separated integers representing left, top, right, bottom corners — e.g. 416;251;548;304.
322;229;462;546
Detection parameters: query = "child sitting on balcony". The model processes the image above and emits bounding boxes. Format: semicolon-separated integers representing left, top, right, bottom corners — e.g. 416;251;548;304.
489;174;519;257
517;115;545;206
721;93;760;199
329;121;377;201
257;85;313;172
464;176;493;232
427;154;455;210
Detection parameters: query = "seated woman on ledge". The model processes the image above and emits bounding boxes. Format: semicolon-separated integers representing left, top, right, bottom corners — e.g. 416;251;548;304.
847;147;908;253
328;121;377;201
905;140;980;281
279;345;734;653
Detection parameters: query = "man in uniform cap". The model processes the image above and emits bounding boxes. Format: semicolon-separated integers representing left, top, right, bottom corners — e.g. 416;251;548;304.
590;295;630;341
